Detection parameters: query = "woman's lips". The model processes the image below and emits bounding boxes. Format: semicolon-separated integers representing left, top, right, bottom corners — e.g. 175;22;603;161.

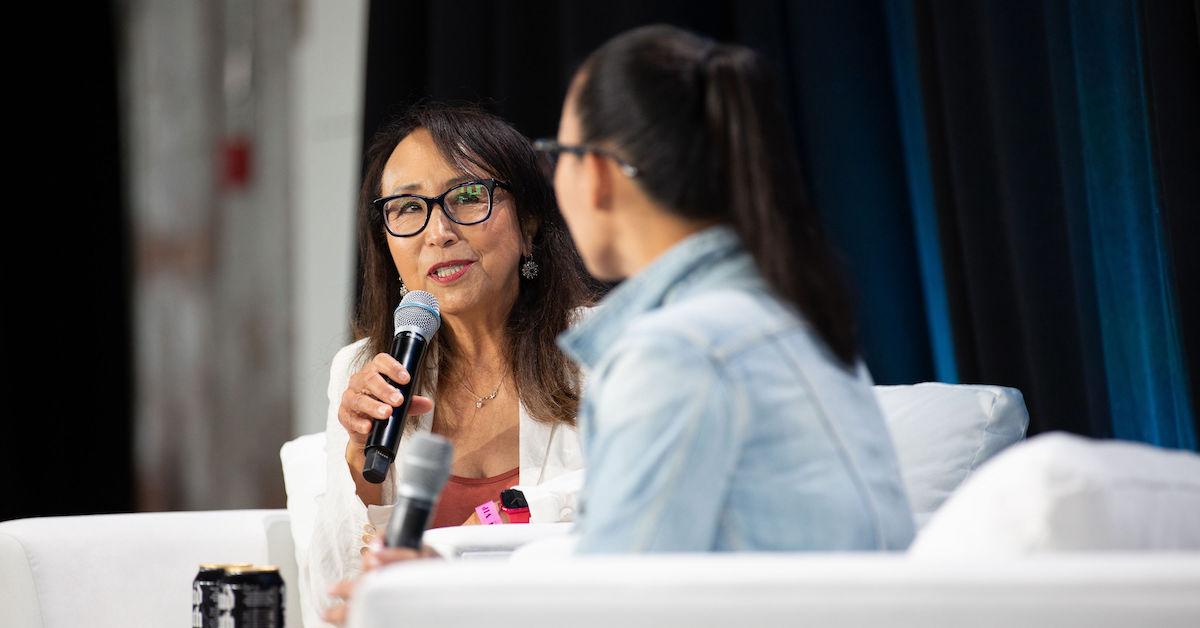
427;261;474;284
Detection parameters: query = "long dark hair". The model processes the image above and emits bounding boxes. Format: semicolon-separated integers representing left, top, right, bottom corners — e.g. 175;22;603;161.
573;25;859;367
355;103;594;425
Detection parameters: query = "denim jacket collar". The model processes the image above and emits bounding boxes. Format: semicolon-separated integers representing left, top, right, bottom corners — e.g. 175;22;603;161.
559;225;742;369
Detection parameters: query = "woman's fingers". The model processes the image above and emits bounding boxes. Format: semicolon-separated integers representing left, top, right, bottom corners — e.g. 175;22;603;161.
329;578;356;600
336;390;376;444
371;353;411;385
341;411;374;437
324;578;357;626
351;388;434;419
337;392;435;445
321;544;437;626
347;383;434;420
351;385;394;419
322;602;347;627
337;352;435;442
364;372;404;406
350;355;416;415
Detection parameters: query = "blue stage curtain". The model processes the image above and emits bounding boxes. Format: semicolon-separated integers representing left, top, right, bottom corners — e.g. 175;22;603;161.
359;0;1198;447
884;0;960;384
1046;0;1196;448
779;1;943;386
912;0;1197;449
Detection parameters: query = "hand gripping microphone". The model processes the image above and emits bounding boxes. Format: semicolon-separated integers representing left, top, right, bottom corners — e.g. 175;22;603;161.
363;290;441;484
384;431;453;549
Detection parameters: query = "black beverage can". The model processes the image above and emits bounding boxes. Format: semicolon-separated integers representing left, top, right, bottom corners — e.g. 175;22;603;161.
193;564;252;628
217;565;286;628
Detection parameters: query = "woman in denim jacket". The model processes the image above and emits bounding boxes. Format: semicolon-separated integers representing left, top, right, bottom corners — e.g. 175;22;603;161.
537;24;916;553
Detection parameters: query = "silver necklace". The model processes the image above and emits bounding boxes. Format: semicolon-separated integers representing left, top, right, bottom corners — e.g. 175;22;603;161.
457;377;502;409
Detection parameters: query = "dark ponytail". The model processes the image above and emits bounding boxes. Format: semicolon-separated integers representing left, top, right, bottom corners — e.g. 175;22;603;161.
573;25;859;367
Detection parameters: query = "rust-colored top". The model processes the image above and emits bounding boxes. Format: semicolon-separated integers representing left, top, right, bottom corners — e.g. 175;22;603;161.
428;466;520;529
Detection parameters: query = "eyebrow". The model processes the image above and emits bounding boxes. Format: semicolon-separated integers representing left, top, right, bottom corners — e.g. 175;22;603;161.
388;175;477;196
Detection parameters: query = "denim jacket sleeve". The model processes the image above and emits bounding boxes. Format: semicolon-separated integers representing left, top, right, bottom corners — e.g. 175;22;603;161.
575;332;747;553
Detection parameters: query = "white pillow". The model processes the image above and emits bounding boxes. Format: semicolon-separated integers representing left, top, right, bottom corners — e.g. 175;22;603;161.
875;383;1028;527
911;432;1200;556
280;432;326;628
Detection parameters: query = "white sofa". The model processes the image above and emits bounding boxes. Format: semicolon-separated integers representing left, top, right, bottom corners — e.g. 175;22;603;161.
4;384;1199;628
348;432;1200;628
349;554;1200;628
0;510;302;628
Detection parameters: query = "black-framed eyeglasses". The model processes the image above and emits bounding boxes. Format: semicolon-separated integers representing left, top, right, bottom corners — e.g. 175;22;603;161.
373;178;511;237
533;139;640;178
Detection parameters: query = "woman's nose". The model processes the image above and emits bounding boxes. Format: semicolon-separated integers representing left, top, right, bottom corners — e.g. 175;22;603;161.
424;204;460;247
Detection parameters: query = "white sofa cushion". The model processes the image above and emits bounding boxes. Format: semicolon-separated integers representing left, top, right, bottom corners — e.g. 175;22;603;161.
875;383;1028;527
0;510;298;628
911;432;1200;556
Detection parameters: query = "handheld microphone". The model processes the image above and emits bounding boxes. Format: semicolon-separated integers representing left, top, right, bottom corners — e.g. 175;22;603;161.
384;432;453;549
363;290;441;484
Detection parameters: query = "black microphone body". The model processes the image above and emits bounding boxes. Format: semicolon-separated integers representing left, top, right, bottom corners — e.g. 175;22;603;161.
386;494;435;549
363;290;442;484
362;330;429;483
384;432;454;549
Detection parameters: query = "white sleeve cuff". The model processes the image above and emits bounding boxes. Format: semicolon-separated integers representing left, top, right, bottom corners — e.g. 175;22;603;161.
514;469;584;523
366;503;396;531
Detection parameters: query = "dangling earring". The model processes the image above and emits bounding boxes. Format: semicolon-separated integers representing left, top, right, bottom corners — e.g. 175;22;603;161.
398;275;409;297
520;255;540;280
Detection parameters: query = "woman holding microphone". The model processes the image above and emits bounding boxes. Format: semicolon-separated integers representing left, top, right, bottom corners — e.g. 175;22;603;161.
308;104;594;626
330;23;915;623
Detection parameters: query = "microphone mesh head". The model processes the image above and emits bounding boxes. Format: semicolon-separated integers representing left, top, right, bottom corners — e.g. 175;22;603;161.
393;290;441;338
399;432;453;501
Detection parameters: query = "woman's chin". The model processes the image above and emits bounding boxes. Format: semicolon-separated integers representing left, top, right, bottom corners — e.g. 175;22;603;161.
423;282;483;316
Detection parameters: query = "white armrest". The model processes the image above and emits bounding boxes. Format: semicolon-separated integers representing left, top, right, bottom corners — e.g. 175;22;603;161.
348;553;1200;628
0;510;298;628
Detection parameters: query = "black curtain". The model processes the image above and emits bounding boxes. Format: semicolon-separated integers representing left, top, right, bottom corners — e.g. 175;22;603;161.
1141;0;1200;420
2;1;133;521
914;0;1113;437
914;0;1198;444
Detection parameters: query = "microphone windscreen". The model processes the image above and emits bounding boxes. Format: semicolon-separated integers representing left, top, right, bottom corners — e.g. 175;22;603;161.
397;432;453;502
393;290;441;338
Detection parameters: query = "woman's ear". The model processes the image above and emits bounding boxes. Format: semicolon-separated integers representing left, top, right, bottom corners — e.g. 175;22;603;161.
587;151;615;212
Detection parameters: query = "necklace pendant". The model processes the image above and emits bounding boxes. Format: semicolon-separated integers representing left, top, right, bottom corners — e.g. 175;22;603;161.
475;400;484;408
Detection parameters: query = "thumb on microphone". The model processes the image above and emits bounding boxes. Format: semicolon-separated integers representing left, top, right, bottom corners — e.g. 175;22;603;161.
397;394;436;417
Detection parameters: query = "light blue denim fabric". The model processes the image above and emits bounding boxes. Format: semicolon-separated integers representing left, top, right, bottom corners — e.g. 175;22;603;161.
560;226;915;553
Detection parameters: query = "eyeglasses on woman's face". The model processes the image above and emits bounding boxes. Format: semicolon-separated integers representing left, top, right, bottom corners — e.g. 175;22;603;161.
373;178;511;238
533;139;639;178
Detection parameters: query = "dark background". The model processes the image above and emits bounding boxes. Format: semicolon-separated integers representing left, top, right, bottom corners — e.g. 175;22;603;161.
4;0;1196;522
361;0;1198;442
4;3;132;521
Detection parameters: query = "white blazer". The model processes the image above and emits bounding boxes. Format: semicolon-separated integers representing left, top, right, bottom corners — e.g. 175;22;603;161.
303;338;585;625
